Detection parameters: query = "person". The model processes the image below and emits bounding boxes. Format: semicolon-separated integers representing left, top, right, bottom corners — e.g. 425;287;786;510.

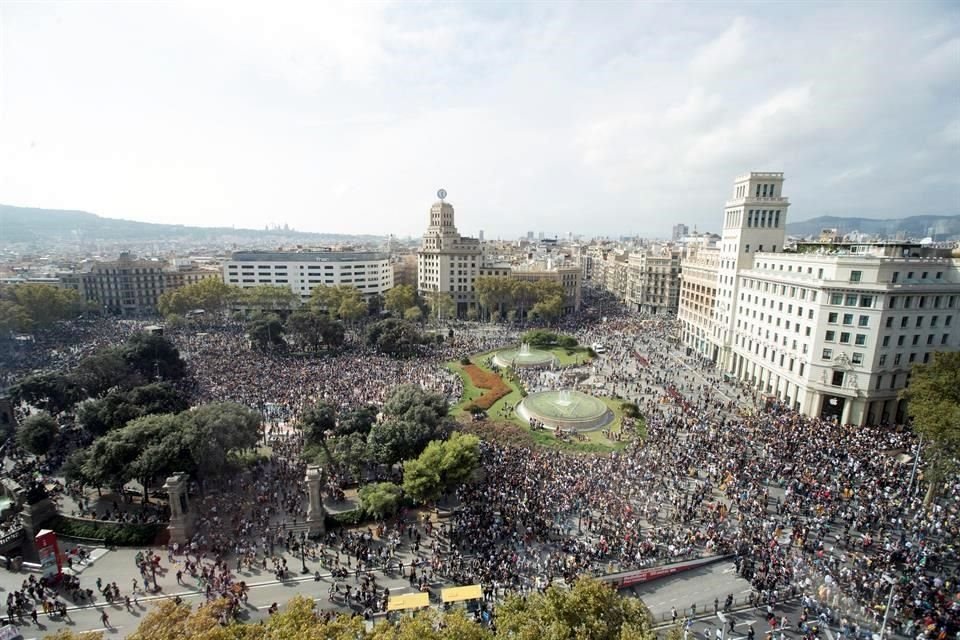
100;609;110;628
672;606;678;624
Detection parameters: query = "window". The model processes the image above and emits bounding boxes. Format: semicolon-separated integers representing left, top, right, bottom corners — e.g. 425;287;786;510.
916;317;923;328
904;296;913;308
912;335;919;346
850;270;862;282
876;375;884;390
936;272;943;279
897;336;905;347
924;353;931;363
852;353;863;365
892;272;899;283
907;272;914;279
818;268;824;279
931;316;939;327
909;353;917;363
882;336;890;347
822;348;833;360
858;315;869;327
885;317;893;328
830;293;843;305
859;296;873;308
825;330;836;341
943;334;950;345
879;354;887;366
946;316;952;327
832;371;844;386
894;354;901;365
842;314;854;325
840;332;851;344
855;334;866;346
927;334;935;345
900;317;909;328
845;294;858;306
922;272;928;279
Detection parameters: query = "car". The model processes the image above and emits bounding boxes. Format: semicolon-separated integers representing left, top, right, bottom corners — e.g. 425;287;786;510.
591;343;606;354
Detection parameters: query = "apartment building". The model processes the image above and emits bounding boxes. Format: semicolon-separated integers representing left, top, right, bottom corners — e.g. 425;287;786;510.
625;246;682;314
677;172;960;426
223;250;393;303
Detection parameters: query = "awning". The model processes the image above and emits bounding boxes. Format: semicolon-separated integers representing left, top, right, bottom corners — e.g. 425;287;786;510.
387;592;430;611
441;584;483;603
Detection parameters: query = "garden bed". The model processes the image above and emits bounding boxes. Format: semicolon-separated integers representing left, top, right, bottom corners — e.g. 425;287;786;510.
461;364;512;411
48;515;166;547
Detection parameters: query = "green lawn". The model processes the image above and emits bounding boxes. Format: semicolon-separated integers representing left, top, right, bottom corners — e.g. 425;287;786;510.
447;352;640;454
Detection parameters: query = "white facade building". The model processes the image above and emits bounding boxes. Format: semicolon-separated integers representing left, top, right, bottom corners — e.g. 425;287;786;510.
223;251;394;302
678;172;960;426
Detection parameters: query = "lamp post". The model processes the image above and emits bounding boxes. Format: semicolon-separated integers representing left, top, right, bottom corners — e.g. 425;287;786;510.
300;532;309;574
878;574;896;640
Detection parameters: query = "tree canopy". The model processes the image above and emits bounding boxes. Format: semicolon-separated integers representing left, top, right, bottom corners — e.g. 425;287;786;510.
367;385;451;465
384;284;418;316
0;283;86;333
120;332;187;381
474;276;566;323
76;382;189;437
247;313;286;350
358;481;402;519
17;411;59;457
902;351;960;501
158;278;235;318
402;432;480;504
286;307;345;351
365;318;425;357
310;285;365;323
42;580;654;640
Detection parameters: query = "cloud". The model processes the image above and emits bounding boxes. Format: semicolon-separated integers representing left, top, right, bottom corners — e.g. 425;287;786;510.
690;17;749;74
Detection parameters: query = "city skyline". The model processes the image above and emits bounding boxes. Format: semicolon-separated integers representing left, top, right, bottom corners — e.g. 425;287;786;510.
1;2;958;239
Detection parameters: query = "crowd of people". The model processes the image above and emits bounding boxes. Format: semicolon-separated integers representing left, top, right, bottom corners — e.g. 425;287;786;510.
1;301;957;639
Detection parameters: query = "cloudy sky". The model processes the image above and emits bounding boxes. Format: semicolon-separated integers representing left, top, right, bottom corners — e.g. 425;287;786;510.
1;1;957;239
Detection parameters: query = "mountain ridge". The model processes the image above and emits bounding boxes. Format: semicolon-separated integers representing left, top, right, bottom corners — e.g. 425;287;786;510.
785;214;959;239
0;204;386;245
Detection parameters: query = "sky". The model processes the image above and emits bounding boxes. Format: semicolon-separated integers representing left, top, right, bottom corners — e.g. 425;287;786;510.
0;1;958;240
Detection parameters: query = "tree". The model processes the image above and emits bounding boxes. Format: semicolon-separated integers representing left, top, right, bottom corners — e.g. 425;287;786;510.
0;298;31;334
520;329;558;347
319;432;373;480
9;283;84;329
10;372;80;414
182;403;262;490
510;280;538;324
287;308;332;351
310;285;364;323
425;291;455;322
530;295;564;323
247;313;286;350
368;386;451;465
17;412;58;457
403;306;423;323
495;577;655;640
358;481;402;519
70;348;134;397
300;402;337;449
365;318;424;356
402;432;480;503
384;284;417;315
158;278;235;318
237;285;299;315
334;406;377;437
120;332;187;381
902;351;960;504
76;382;189;437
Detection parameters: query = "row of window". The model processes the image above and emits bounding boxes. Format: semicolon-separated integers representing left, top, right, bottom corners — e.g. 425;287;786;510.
828;293;874;308
891;270;944;283
888;294;954;309
884;314;952;330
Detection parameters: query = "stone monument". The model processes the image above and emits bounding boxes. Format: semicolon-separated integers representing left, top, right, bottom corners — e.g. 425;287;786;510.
162;473;193;545
304;465;325;536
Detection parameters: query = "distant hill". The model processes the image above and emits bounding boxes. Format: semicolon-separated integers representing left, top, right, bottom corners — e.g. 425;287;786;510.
786;215;960;239
0;204;385;246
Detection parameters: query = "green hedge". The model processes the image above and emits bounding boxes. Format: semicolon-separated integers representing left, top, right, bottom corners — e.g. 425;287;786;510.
48;515;164;547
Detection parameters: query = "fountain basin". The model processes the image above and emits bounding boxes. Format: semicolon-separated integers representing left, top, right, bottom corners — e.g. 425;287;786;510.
516;389;613;431
493;343;557;368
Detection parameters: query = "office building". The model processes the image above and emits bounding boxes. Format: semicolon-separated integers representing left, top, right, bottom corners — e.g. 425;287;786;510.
223;250;393;303
677;172;960;425
417;194;485;316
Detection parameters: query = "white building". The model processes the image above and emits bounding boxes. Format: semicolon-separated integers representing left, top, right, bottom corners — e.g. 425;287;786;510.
417;193;485;316
678;172;960;426
223;250;394;303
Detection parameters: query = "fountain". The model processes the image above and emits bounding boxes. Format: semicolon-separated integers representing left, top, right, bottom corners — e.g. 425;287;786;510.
516;389;612;431
493;342;556;368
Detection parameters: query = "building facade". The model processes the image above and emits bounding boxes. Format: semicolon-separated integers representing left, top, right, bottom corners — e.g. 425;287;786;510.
625;247;682;314
223;250;393;303
417;196;485;316
79;253;167;316
511;263;583;314
677;172;960;426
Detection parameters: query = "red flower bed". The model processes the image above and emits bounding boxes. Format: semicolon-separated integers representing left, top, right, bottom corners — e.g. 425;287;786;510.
463;364;512;411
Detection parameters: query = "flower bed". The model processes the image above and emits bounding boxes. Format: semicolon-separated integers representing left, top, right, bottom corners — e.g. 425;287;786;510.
462;364;512;411
48;515;166;547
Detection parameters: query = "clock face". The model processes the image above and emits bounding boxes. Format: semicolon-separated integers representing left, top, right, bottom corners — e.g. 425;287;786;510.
437;189;447;200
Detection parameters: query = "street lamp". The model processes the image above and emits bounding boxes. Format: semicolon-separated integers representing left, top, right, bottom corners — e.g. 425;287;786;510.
300;532;309;574
878;574;896;640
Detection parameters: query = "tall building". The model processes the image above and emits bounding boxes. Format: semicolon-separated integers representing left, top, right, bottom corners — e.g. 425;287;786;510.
625;246;683;314
672;223;689;242
417;193;484;316
223;250;393;303
678;172;960;425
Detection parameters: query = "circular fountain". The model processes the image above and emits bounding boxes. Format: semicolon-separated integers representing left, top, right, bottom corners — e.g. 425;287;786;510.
516;389;612;431
493;342;557;369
